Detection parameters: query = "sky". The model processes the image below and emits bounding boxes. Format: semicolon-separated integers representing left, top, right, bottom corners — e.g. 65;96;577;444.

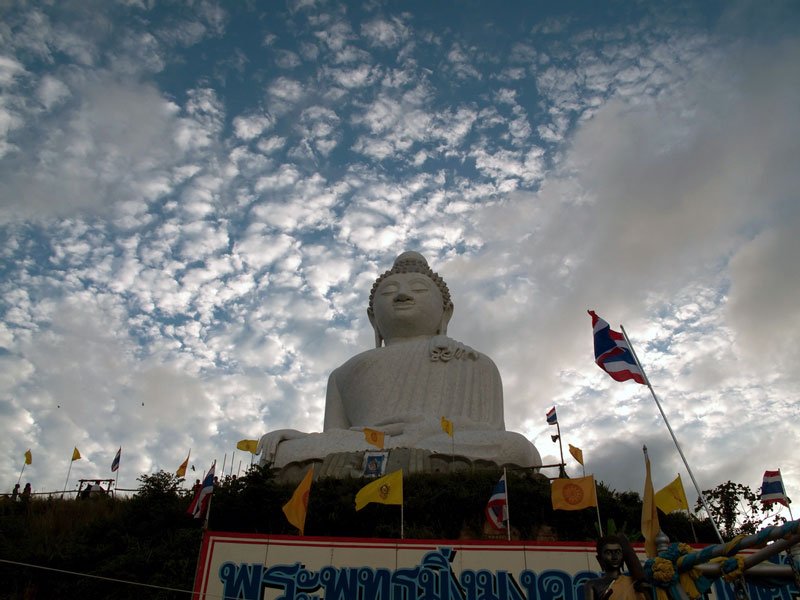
1;0;798;527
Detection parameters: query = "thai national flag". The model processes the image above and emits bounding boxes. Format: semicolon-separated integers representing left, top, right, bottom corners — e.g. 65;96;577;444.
760;470;790;507
588;311;646;384
111;447;121;473
546;407;558;425
188;461;216;519
485;472;508;531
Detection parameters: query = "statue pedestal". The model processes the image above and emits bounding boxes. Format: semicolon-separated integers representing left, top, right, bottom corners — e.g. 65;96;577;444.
273;448;540;484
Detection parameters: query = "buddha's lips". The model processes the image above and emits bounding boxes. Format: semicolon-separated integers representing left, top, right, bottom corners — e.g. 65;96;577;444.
393;302;415;309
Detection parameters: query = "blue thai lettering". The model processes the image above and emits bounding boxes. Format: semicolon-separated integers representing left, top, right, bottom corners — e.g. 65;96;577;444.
319;566;360;600
263;563;318;600
217;546;798;600
358;566;392;600
517;569;537;599
391;565;422;600
537;569;574;600
219;561;264;600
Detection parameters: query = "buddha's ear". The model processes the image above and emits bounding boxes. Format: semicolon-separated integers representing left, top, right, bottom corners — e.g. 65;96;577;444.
439;302;454;335
368;309;383;348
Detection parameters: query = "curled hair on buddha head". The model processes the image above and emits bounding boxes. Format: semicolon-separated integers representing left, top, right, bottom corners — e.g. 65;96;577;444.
367;251;454;346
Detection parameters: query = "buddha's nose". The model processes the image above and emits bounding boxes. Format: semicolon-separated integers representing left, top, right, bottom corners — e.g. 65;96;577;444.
394;292;413;302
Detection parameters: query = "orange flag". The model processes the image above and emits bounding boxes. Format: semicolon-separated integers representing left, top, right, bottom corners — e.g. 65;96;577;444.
363;428;385;449
551;475;597;510
440;416;454;437
283;466;314;535
176;451;190;477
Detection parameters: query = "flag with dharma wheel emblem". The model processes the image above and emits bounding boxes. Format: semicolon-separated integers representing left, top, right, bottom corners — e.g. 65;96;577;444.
551;475;597;510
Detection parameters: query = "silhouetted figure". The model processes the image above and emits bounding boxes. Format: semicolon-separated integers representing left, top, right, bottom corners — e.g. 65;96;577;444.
11;483;20;501
584;535;647;600
21;483;31;503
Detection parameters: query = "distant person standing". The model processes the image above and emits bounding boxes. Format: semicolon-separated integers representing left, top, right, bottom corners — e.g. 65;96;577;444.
21;483;31;503
11;483;20;501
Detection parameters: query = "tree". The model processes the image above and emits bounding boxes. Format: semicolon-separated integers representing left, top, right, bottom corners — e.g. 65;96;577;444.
695;481;780;539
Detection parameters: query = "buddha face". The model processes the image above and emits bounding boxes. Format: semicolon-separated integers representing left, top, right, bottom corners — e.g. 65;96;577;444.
370;272;447;343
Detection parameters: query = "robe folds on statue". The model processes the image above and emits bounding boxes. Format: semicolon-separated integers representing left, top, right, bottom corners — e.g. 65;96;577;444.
324;336;505;432
266;336;539;469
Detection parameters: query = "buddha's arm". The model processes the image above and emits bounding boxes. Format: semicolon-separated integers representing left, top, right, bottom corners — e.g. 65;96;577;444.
323;369;351;431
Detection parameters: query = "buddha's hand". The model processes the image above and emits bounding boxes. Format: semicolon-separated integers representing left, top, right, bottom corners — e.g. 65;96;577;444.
257;429;307;464
369;413;426;436
428;335;478;362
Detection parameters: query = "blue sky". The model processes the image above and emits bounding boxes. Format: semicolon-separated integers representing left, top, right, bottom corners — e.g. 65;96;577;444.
1;0;798;525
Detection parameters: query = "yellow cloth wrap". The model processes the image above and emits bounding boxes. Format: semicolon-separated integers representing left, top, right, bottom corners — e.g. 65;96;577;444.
652;557;676;583
710;555;745;582
679;570;703;600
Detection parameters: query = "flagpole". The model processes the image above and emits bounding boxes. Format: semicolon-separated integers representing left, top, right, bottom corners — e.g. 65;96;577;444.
620;325;724;543
450;434;455;472
203;493;213;530
583;453;603;537
221;453;227;477
230;451;235;477
114;447;121;495
593;477;604;537
503;467;511;541
556;421;566;477
17;461;26;486
62;456;74;498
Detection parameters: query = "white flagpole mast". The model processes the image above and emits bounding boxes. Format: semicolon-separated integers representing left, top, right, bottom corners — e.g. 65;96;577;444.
17;460;26;486
114;447;121;494
62;455;74;498
620;324;724;543
593;477;604;537
503;467;511;541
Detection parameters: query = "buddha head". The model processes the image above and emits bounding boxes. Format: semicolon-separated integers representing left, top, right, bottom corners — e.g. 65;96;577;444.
367;251;454;347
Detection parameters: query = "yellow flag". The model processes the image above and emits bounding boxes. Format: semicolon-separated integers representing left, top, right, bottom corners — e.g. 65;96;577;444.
355;469;403;511
283;466;314;535
176;452;190;477
236;439;259;454
24;449;32;465
641;448;660;558
568;444;584;465
440;416;454;437
551;475;597;510
71;447;81;461
363;428;385;449
655;474;689;514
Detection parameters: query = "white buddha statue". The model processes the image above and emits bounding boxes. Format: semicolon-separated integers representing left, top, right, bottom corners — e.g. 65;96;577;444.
258;251;540;469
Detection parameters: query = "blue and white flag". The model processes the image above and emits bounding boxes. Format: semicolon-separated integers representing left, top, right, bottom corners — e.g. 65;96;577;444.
485;472;508;531
761;470;789;507
111;447;121;472
588;310;646;384
546;406;558;425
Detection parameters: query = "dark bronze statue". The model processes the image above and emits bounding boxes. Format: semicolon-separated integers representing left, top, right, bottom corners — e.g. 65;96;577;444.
584;535;646;600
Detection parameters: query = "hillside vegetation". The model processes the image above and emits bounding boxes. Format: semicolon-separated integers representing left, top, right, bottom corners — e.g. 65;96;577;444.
0;466;716;599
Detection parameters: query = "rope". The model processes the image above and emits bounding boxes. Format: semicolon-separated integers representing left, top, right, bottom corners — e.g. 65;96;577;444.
0;558;230;599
